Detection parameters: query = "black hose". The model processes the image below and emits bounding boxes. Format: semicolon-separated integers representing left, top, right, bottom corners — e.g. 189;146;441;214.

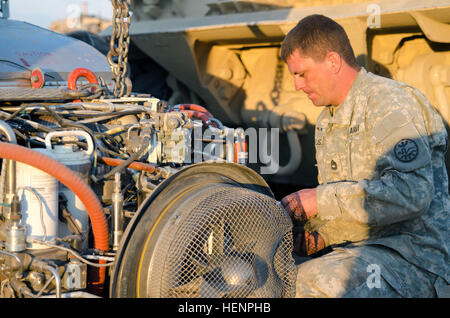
5;103;65;127
91;137;150;183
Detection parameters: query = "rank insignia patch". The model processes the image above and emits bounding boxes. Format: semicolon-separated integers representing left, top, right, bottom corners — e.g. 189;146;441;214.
394;139;418;162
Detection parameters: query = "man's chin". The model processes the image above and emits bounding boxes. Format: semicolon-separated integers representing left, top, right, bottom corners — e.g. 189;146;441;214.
306;93;327;106
309;98;325;107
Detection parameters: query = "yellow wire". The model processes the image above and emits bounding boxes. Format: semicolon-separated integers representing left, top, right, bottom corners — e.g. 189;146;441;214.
136;188;191;297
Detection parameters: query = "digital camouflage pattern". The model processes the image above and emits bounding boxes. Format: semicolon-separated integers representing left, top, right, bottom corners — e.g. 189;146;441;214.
296;68;450;297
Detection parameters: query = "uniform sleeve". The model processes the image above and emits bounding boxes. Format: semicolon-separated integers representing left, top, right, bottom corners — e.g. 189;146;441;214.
312;100;440;247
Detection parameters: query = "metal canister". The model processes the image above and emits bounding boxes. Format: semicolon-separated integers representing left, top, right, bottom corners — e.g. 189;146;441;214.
45;131;93;248
15;148;59;249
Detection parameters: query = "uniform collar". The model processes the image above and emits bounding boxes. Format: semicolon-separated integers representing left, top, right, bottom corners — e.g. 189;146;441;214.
325;67;367;126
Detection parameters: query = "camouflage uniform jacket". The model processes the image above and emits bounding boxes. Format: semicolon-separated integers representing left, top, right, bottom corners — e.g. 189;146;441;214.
311;68;449;284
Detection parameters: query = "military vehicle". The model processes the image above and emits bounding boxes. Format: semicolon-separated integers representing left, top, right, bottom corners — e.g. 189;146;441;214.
124;0;450;194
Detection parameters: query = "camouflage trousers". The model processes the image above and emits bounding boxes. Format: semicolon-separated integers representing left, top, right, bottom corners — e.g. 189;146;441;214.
295;244;444;298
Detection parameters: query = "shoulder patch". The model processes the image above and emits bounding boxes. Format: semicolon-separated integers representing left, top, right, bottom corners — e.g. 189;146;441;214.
394;139;419;162
372;111;410;144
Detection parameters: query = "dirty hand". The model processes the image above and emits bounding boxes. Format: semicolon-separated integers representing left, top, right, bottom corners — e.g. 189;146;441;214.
294;231;325;256
281;188;318;222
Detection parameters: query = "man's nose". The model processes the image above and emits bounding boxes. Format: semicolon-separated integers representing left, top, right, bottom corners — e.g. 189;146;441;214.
294;77;306;91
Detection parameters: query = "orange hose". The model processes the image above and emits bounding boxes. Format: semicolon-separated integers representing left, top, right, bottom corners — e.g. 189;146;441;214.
172;104;217;125
99;156;158;173
180;110;213;124
177;104;212;116
0;142;108;290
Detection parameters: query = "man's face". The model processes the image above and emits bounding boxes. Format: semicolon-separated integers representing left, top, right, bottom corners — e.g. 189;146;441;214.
286;49;335;106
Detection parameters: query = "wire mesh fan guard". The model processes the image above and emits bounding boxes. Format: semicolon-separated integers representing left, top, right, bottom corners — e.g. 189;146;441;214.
146;184;297;298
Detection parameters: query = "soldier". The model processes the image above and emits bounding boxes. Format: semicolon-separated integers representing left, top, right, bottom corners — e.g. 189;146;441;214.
280;14;449;297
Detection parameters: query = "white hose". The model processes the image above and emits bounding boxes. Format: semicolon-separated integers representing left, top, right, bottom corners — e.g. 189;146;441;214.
0;249;23;272
44;264;61;298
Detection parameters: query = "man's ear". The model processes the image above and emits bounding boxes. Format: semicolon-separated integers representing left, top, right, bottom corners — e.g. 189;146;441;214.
326;52;342;73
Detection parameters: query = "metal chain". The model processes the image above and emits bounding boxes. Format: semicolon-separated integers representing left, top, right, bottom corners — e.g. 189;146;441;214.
107;0;132;97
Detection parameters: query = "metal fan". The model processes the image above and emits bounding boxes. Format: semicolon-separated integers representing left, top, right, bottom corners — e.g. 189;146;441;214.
110;163;297;298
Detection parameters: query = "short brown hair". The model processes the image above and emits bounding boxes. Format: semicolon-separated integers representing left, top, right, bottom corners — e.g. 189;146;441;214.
280;14;359;69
